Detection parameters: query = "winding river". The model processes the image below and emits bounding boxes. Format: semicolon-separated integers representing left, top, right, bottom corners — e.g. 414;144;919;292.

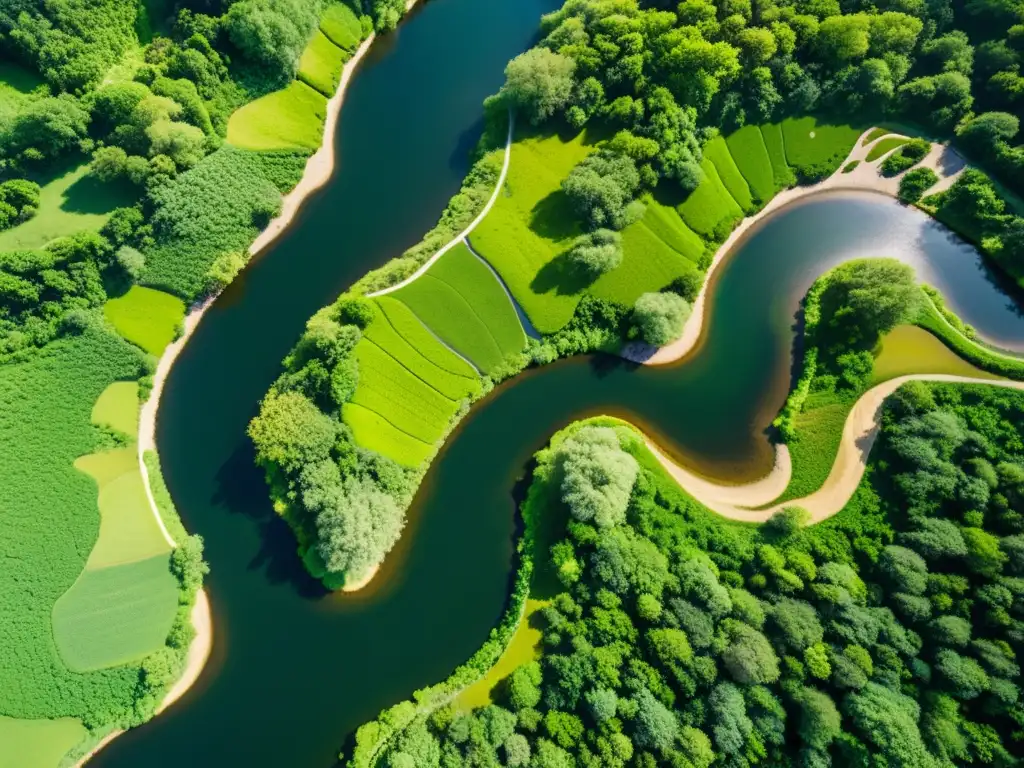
94;1;1024;766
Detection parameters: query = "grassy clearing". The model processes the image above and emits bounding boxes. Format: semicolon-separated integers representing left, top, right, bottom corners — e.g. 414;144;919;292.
73;448;169;568
0;161;137;252
297;30;347;97
51;554;178;673
871;325;1002;383
321;1;363;50
0;327;153;721
454;598;549;711
676;156;744;238
0;715;87;768
781;116;861;179
92;381;139;436
593;200;699;304
342;402;434;468
726;125;775;205
471;129;594;333
373;296;480;378
227;80;326;151
103;285;185;356
0;61;45;123
861;127;888;145
350;340;461;443
425;242;526;358
865;136;908;162
704;135;753;213
393;275;506;373
760;122;794;191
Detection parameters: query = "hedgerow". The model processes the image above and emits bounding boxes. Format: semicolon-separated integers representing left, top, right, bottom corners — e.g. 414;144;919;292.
143;146;309;299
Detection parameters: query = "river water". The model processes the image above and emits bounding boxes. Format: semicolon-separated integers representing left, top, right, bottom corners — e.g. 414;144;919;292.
95;1;1024;766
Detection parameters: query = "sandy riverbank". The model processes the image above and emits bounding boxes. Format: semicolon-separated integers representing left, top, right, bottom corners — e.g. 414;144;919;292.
342;563;380;592
644;374;1024;522
621;129;967;365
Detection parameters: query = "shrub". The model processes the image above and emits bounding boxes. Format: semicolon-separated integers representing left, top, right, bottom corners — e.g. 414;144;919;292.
562;152;642;230
898;167;939;203
631;291;691;346
500;47;575;125
565;229;622;278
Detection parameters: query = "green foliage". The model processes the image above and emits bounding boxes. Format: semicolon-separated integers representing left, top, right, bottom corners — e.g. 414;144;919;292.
555;426;638;528
881;138;931;176
631;291;691;347
899;167;939;203
565;228;622;277
223;0;323;85
676;156;744;240
562;151;642;231
500;48;575;126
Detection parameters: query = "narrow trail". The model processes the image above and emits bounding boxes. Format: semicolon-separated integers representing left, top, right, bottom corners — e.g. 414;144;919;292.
646;374;1024;523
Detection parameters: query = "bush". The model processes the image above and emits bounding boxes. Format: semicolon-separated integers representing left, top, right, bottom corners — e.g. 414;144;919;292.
898;167;939;203
499;47;575;125
562;152;642;230
631;291;691;346
880;138;931;177
565;229;622;278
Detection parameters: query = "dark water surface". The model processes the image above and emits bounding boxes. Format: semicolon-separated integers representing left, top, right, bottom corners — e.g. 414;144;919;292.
96;5;1024;766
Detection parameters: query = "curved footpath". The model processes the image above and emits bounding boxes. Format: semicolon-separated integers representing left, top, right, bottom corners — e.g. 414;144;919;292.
91;7;419;765
621;129;967;365
645;373;1024;521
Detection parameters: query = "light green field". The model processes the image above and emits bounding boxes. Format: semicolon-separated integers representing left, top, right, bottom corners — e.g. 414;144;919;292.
374;296;480;378
51;554;178;672
870;325;1001;384
227;80;326;151
393;275;507;373
426;243;526;357
861;127;888;145
321;1;363;50
726;125;775;204
0;61;45;122
103;285;185;356
471;129;594;333
704;135;753;213
297;30;347;97
0;161;137;251
91;380;139;435
760;122;794;191
0;715;87;768
865;136;909;162
350;341;461;443
781;116;861;178
593;200;699;304
342;402;434;468
74;448;169;569
676;156;744;238
455;598;549;711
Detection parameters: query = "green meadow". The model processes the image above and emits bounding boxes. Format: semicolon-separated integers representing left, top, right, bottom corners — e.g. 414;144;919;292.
103;285;185;357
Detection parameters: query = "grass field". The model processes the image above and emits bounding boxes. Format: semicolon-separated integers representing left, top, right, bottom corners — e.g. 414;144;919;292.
676;156;744;238
227;80;326;151
726;125;775;205
350;341;462;443
0;161;137;252
363;301;481;401
704;135;754;213
781;116;861;180
424;243;526;357
103;285;185;356
760;122;794;191
92;381;139;436
320;0;363;50
0;327;154;724
297;30;347;97
0;61;45;123
342;402;435;468
865;136;908;162
51;554;177;672
393;275;508;373
0;715;87;768
861;127;888;145
471;129;594;333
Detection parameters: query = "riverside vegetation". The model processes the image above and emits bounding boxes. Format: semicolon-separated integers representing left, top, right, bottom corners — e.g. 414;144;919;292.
0;0;412;763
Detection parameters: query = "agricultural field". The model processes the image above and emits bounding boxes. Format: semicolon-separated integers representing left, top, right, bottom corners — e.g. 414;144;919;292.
759;121;795;190
0;327;154;739
320;0;364;50
0;715;87;768
865;136;908;162
703;135;753;213
675;156;744;238
373;296;481;379
103;285;185;356
342;402;435;468
780;116;861;180
0;161;137;252
725;125;775;204
226;81;327;152
297;30;348;97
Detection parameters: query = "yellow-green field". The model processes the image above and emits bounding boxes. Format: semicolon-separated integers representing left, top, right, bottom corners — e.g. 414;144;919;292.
227;81;327;151
103;285;185;356
0;715;88;768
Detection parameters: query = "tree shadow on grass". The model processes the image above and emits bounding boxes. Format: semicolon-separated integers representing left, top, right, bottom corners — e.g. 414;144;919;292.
530;251;596;296
529;188;579;241
61;172;137;215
